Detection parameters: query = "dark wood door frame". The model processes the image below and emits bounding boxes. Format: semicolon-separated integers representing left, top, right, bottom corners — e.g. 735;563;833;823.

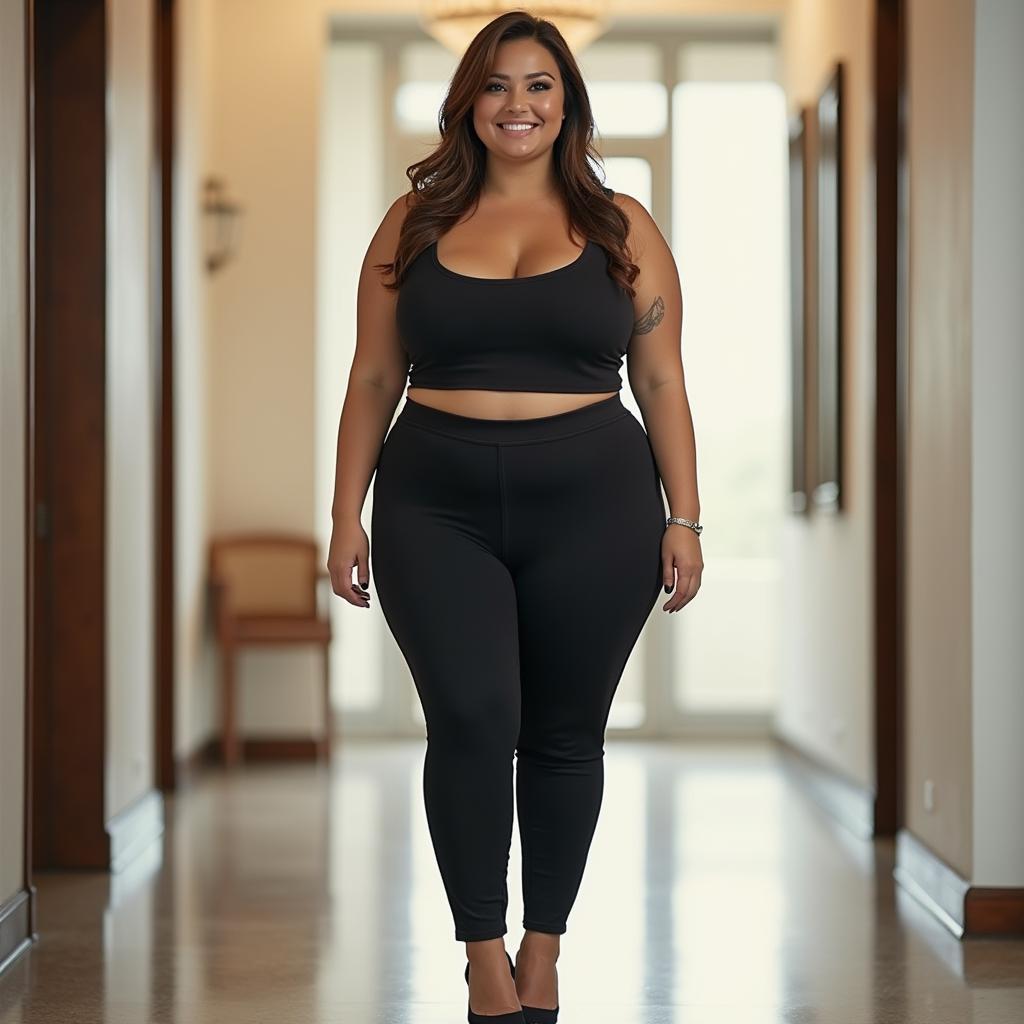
872;0;907;836
21;0;38;944
26;0;177;879
154;0;176;793
29;0;110;870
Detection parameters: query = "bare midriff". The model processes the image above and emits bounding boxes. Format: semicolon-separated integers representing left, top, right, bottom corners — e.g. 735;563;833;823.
405;388;619;421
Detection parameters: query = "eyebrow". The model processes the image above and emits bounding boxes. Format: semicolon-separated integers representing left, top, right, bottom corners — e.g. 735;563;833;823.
487;71;556;81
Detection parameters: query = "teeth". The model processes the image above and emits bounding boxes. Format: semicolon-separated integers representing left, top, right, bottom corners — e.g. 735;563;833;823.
499;123;537;131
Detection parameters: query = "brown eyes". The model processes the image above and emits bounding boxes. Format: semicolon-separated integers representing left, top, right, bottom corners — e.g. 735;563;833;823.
484;81;552;93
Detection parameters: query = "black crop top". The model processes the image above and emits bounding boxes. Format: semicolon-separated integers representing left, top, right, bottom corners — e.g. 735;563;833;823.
395;236;635;393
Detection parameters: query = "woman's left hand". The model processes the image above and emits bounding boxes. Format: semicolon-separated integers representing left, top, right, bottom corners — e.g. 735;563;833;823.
661;526;703;613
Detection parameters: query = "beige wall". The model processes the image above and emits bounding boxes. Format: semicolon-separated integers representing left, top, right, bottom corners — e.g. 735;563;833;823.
780;0;1021;885
204;0;330;738
776;0;875;790
207;2;323;539
779;0;1009;884
0;0;27;905
105;0;158;819
174;0;217;759
904;0;975;879
970;0;1024;887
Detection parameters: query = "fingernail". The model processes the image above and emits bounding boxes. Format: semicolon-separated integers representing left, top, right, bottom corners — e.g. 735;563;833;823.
664;584;671;593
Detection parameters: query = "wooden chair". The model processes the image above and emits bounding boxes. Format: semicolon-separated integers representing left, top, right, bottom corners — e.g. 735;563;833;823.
208;533;333;768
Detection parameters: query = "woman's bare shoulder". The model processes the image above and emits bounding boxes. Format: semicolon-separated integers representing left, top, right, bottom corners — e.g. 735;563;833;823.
381;189;416;233
609;191;662;262
610;191;650;227
365;190;416;266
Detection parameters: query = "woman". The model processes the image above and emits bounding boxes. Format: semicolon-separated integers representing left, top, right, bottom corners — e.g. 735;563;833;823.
327;11;702;1023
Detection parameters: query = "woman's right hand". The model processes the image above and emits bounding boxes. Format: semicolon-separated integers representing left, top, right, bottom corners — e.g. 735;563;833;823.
327;518;371;608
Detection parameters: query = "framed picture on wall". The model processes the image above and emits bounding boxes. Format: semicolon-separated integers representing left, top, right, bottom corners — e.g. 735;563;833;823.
788;107;809;514
814;62;843;512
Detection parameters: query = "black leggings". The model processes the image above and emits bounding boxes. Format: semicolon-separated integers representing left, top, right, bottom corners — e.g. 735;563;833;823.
370;393;666;942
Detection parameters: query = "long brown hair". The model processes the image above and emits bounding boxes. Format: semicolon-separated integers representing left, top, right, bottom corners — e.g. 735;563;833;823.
375;9;638;297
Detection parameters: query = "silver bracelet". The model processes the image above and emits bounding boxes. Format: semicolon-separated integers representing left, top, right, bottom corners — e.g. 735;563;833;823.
666;516;703;536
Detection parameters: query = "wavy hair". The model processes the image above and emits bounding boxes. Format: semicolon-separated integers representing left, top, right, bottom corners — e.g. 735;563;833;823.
375;9;638;297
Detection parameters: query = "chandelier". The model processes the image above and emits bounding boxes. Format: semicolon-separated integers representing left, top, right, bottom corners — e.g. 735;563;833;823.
420;1;611;56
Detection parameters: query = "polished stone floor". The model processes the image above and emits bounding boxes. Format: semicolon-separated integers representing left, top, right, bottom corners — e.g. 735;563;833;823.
1;738;1022;1023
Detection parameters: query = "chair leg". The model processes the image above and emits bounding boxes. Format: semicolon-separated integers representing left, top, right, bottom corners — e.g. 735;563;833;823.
222;642;240;768
321;642;332;762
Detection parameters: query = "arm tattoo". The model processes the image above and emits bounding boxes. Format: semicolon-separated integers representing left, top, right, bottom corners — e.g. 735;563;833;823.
634;295;665;335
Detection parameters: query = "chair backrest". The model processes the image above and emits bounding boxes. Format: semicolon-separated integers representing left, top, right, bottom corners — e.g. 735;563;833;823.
209;533;320;617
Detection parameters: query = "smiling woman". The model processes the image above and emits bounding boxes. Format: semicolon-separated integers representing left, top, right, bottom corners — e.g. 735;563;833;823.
473;56;567;169
488;71;556;138
327;11;702;1023
375;27;641;321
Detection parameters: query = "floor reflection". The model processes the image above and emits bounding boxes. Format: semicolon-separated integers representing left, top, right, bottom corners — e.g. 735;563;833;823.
1;738;1022;1023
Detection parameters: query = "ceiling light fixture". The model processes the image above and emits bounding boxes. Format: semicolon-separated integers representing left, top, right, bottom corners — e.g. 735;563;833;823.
420;1;610;56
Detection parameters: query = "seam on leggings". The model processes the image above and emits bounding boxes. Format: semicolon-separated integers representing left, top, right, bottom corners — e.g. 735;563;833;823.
396;410;631;447
496;446;509;561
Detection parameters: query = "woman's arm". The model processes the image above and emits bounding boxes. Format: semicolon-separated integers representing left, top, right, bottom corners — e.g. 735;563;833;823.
615;193;703;611
327;192;412;607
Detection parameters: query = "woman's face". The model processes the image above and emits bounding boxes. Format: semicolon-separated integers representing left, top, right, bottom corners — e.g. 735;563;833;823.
472;37;566;159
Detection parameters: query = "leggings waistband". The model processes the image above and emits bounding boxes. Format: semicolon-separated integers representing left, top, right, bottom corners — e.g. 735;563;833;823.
397;393;629;445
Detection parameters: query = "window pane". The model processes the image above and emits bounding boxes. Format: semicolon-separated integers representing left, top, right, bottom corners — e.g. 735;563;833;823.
395;81;447;135
579;41;662;81
678;41;779;83
589;82;667;136
670;80;789;712
578;42;665;137
320;40;386;714
397;41;456;135
400;40;457;83
600;157;652;211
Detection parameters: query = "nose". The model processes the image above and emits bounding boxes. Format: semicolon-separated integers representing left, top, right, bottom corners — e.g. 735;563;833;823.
506;84;531;109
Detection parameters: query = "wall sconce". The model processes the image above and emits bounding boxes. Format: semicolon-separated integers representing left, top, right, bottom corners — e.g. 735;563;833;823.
202;176;243;273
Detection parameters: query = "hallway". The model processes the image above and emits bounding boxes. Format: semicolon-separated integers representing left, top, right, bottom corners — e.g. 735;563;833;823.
3;740;1022;1024
3;1;1024;1019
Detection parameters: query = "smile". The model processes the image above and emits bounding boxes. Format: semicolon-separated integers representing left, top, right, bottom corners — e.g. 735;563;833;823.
497;122;540;135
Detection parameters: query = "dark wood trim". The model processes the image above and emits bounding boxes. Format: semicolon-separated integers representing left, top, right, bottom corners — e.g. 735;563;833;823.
894;0;911;844
22;0;39;958
964;888;1024;938
872;0;906;837
176;734;323;789
30;0;109;870
154;0;176;793
243;737;324;762
895;829;1024;938
774;735;876;840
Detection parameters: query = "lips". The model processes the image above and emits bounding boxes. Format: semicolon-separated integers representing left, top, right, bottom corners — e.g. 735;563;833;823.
497;121;540;136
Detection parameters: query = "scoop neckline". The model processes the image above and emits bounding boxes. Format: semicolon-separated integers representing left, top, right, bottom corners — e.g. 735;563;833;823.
431;239;591;283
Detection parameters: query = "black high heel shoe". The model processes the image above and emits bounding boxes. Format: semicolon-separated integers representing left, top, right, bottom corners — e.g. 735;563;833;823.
464;950;526;1024
511;951;560;1024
